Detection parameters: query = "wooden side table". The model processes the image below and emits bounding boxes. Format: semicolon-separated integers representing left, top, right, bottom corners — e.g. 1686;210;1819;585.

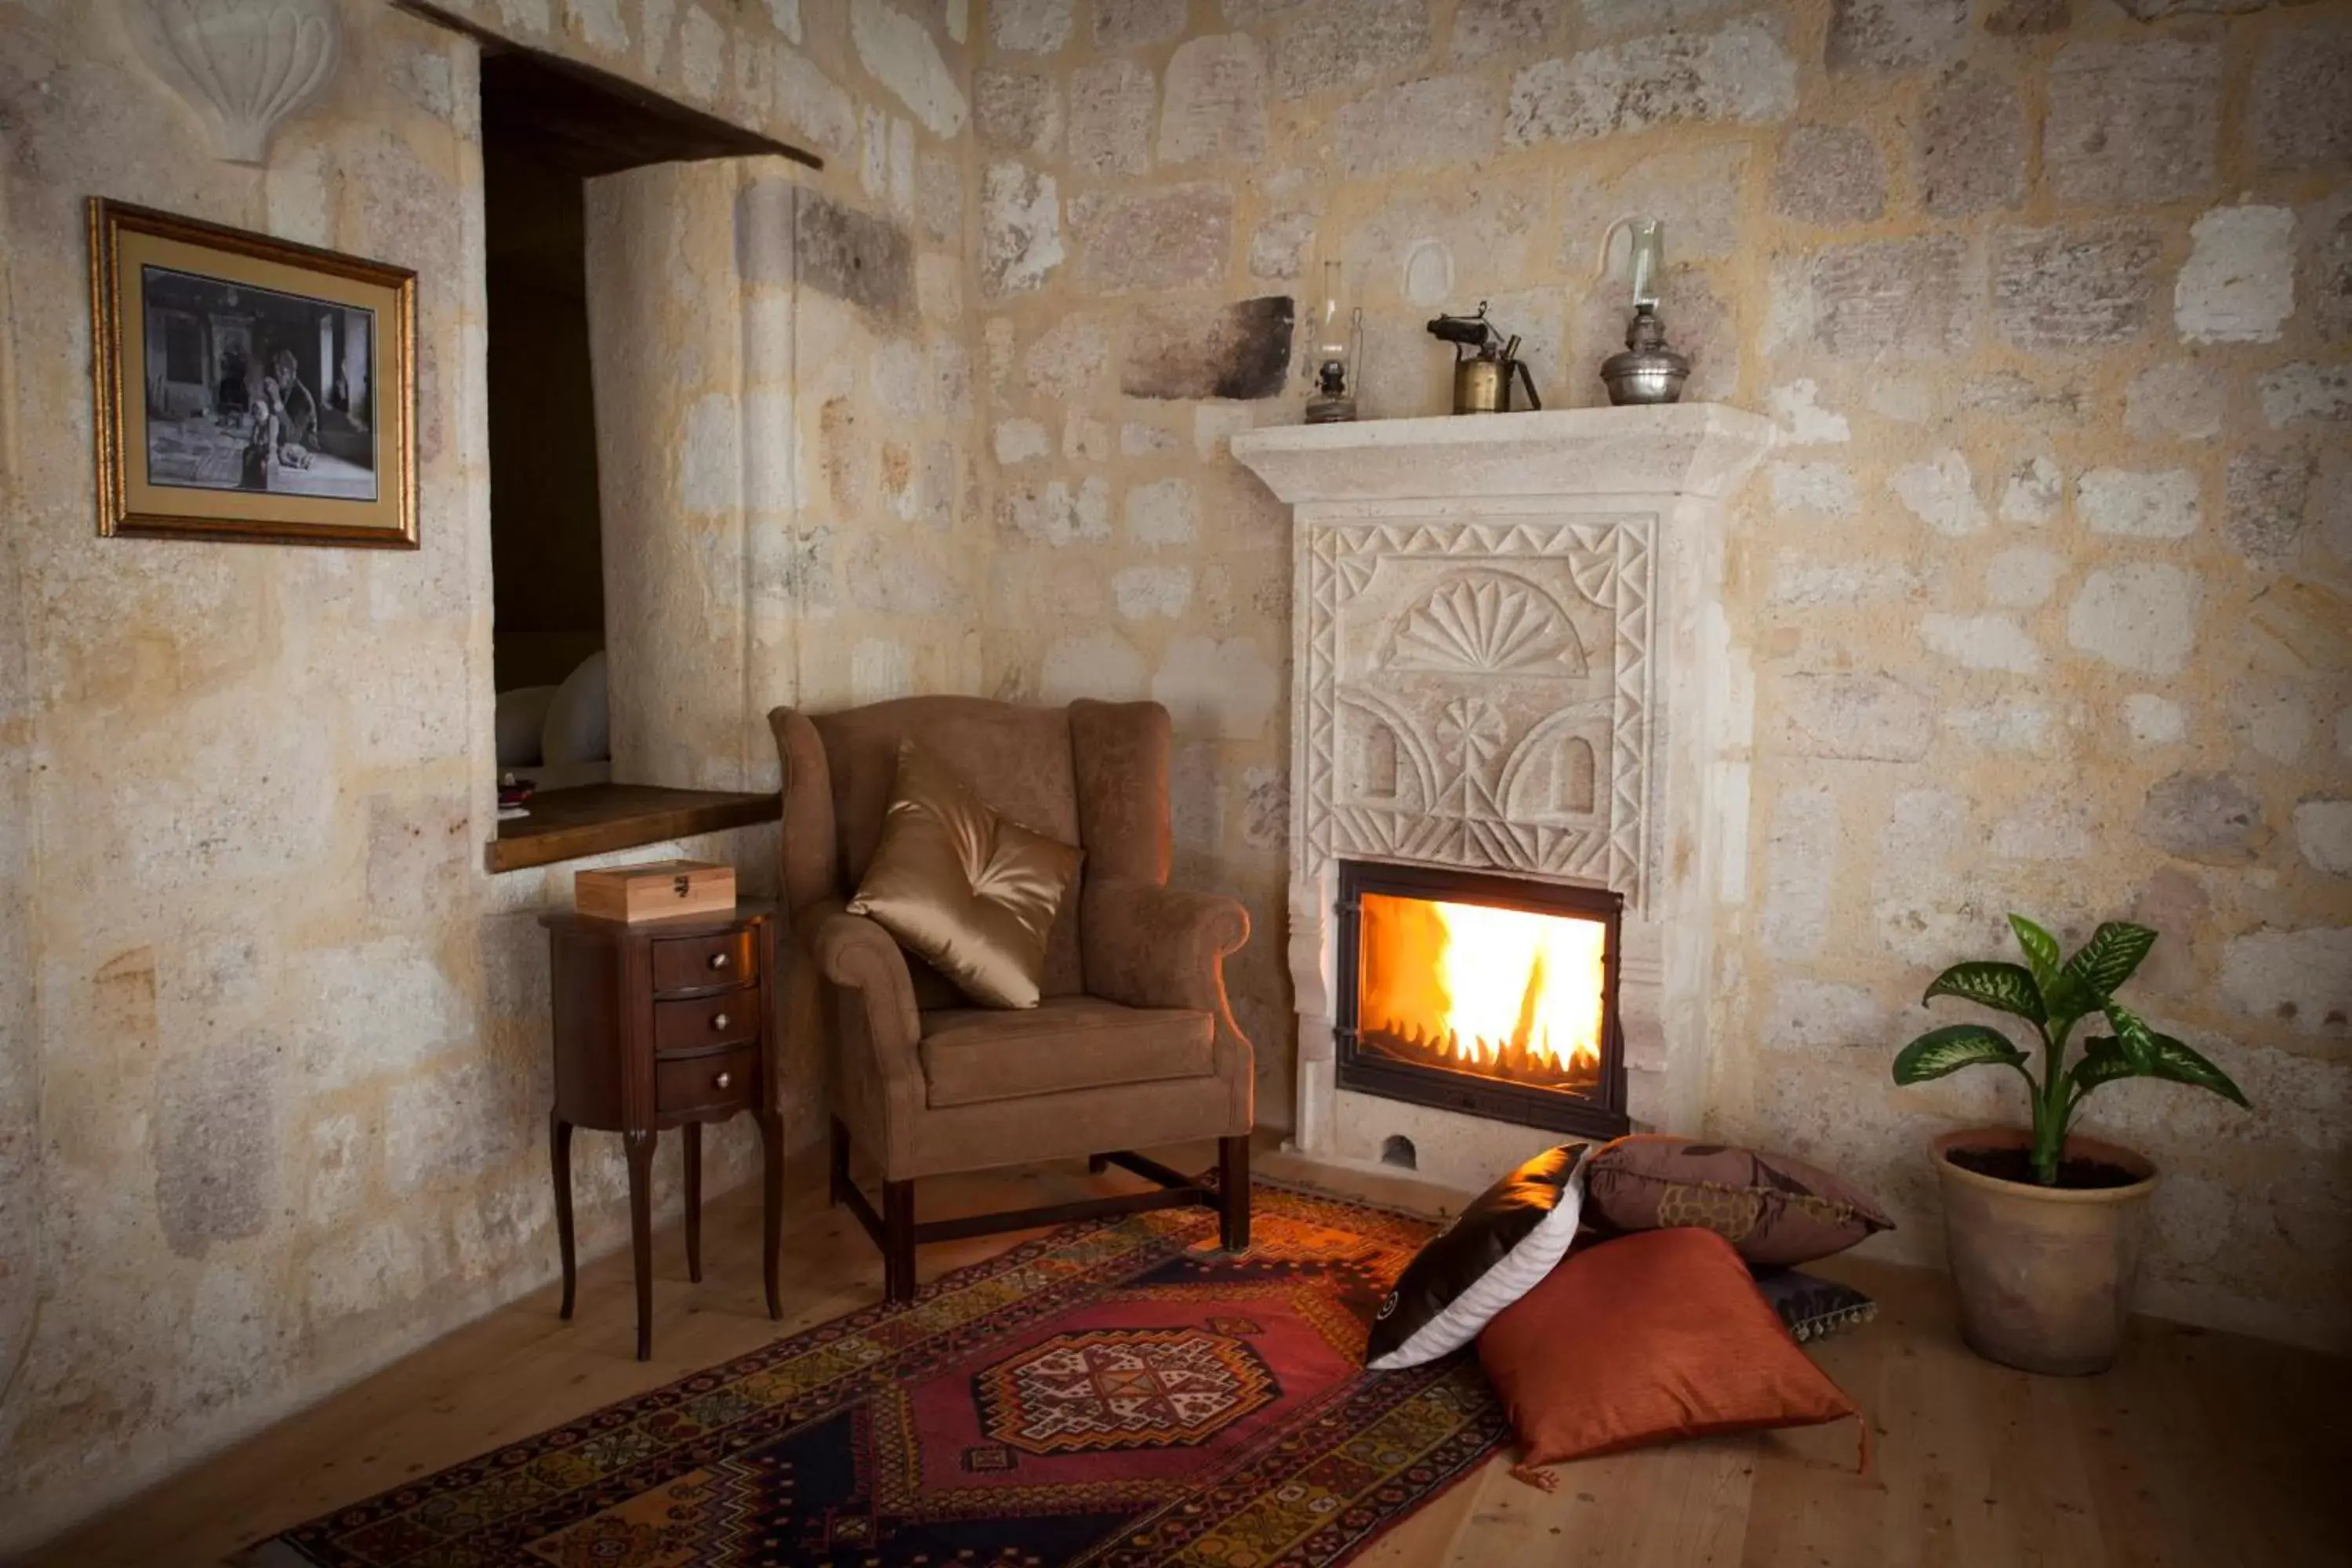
538;900;782;1359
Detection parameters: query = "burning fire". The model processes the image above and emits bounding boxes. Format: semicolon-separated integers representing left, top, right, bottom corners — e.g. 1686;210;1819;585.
1360;894;1606;1077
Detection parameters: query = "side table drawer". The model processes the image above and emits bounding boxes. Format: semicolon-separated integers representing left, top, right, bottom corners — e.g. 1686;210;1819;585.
652;928;759;994
656;1047;755;1115
655;989;761;1054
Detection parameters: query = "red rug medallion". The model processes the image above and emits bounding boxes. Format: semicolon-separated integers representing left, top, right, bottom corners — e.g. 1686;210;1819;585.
253;1184;1504;1567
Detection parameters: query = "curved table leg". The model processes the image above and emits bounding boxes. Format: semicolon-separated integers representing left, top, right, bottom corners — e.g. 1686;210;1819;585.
550;1111;576;1320
683;1121;703;1284
623;1128;656;1361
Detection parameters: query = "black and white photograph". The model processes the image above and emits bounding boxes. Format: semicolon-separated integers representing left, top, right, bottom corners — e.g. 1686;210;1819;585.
140;266;378;502
90;198;416;547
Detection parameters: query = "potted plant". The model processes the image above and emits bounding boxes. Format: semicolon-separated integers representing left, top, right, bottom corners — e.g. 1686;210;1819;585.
1893;915;2247;1375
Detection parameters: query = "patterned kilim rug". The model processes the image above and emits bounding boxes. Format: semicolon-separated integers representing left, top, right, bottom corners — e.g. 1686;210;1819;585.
252;1182;1506;1567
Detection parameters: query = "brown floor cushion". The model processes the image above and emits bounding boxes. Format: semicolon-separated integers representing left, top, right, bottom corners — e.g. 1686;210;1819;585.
1478;1228;1863;1481
1583;1134;1894;1266
919;996;1214;1108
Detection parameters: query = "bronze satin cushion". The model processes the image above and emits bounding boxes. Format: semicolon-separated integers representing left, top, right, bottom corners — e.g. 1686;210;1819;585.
1582;1134;1894;1267
1477;1228;1862;1477
846;741;1083;1009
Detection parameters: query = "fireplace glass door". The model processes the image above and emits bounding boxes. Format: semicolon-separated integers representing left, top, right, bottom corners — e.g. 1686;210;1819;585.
1335;860;1628;1138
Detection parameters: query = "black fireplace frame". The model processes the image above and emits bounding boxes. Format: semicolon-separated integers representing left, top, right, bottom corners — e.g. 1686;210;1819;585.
1334;858;1631;1140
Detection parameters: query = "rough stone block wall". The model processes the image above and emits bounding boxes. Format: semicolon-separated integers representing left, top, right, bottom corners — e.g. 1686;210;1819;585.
2;0;2347;1549
0;0;982;1548
967;0;2352;1353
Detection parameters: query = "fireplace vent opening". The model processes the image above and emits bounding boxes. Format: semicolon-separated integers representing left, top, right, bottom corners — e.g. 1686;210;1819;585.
1336;861;1628;1140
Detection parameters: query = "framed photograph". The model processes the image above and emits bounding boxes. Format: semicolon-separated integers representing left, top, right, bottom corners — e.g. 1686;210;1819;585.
89;198;417;547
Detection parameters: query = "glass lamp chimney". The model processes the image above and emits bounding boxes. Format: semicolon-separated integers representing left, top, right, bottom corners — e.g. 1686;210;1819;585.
1305;259;1362;423
1316;260;1351;370
1627;218;1663;310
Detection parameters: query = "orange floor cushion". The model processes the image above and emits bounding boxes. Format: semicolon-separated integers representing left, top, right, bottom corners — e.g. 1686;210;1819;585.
1476;1227;1863;1479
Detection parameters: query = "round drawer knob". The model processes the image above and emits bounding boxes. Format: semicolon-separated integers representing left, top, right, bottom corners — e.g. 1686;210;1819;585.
711;1012;730;1031
714;1071;733;1091
708;952;730;971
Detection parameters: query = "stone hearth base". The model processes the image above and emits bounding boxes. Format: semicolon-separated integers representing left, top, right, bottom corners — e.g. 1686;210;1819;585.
1283;1090;1584;1195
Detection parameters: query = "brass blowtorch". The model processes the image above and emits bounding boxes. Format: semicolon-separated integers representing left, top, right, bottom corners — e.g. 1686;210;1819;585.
1426;303;1541;415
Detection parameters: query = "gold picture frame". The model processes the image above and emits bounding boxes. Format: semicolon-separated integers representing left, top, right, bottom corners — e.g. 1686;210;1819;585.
89;198;418;548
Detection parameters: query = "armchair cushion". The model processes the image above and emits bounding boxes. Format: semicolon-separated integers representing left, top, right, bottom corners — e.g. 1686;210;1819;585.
918;996;1215;1109
811;698;1089;999
848;741;1084;1009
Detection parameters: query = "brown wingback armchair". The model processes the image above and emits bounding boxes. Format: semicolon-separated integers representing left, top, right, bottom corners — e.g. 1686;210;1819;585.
769;695;1254;1303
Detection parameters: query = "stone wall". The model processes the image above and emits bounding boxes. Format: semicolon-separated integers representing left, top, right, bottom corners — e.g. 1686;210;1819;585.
967;0;2352;1352
0;0;982;1548
2;0;2347;1547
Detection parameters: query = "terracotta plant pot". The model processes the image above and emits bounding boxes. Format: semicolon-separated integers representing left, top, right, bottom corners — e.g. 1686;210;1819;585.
1932;1128;2158;1376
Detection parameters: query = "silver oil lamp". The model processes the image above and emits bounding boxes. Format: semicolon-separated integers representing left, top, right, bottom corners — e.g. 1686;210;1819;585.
1599;218;1690;406
1305;260;1365;423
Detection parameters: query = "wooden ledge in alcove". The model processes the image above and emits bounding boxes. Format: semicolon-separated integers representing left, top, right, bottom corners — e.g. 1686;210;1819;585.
488;784;779;874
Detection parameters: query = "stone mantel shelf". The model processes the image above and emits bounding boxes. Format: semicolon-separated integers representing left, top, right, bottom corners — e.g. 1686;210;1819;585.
1229;404;1773;506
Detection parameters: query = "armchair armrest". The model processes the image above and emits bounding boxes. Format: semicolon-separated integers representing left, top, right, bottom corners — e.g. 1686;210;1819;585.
1082;880;1249;1014
815;910;923;1087
1083;880;1254;1133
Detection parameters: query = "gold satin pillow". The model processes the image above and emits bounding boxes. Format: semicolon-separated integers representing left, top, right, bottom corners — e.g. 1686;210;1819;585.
846;741;1083;1009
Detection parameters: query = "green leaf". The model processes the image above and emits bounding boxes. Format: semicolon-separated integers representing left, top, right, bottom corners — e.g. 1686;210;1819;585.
2070;1033;2252;1110
1893;1024;2030;1085
2007;913;2064;993
2009;913;2089;1035
2068;1036;2140;1097
1923;961;2046;1024
2100;998;2160;1072
2144;1032;2250;1107
2064;922;2158;1000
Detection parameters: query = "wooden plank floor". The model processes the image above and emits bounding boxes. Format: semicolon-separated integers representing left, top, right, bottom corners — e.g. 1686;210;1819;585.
27;1142;2352;1567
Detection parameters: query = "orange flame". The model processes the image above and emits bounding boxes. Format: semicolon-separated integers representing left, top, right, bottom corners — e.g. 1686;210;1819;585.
1359;893;1606;1076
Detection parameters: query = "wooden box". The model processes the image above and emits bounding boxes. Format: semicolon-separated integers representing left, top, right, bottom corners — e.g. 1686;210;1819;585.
574;859;736;924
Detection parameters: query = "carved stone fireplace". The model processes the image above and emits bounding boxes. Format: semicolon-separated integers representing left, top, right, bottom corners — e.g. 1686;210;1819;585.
1231;406;1773;1192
